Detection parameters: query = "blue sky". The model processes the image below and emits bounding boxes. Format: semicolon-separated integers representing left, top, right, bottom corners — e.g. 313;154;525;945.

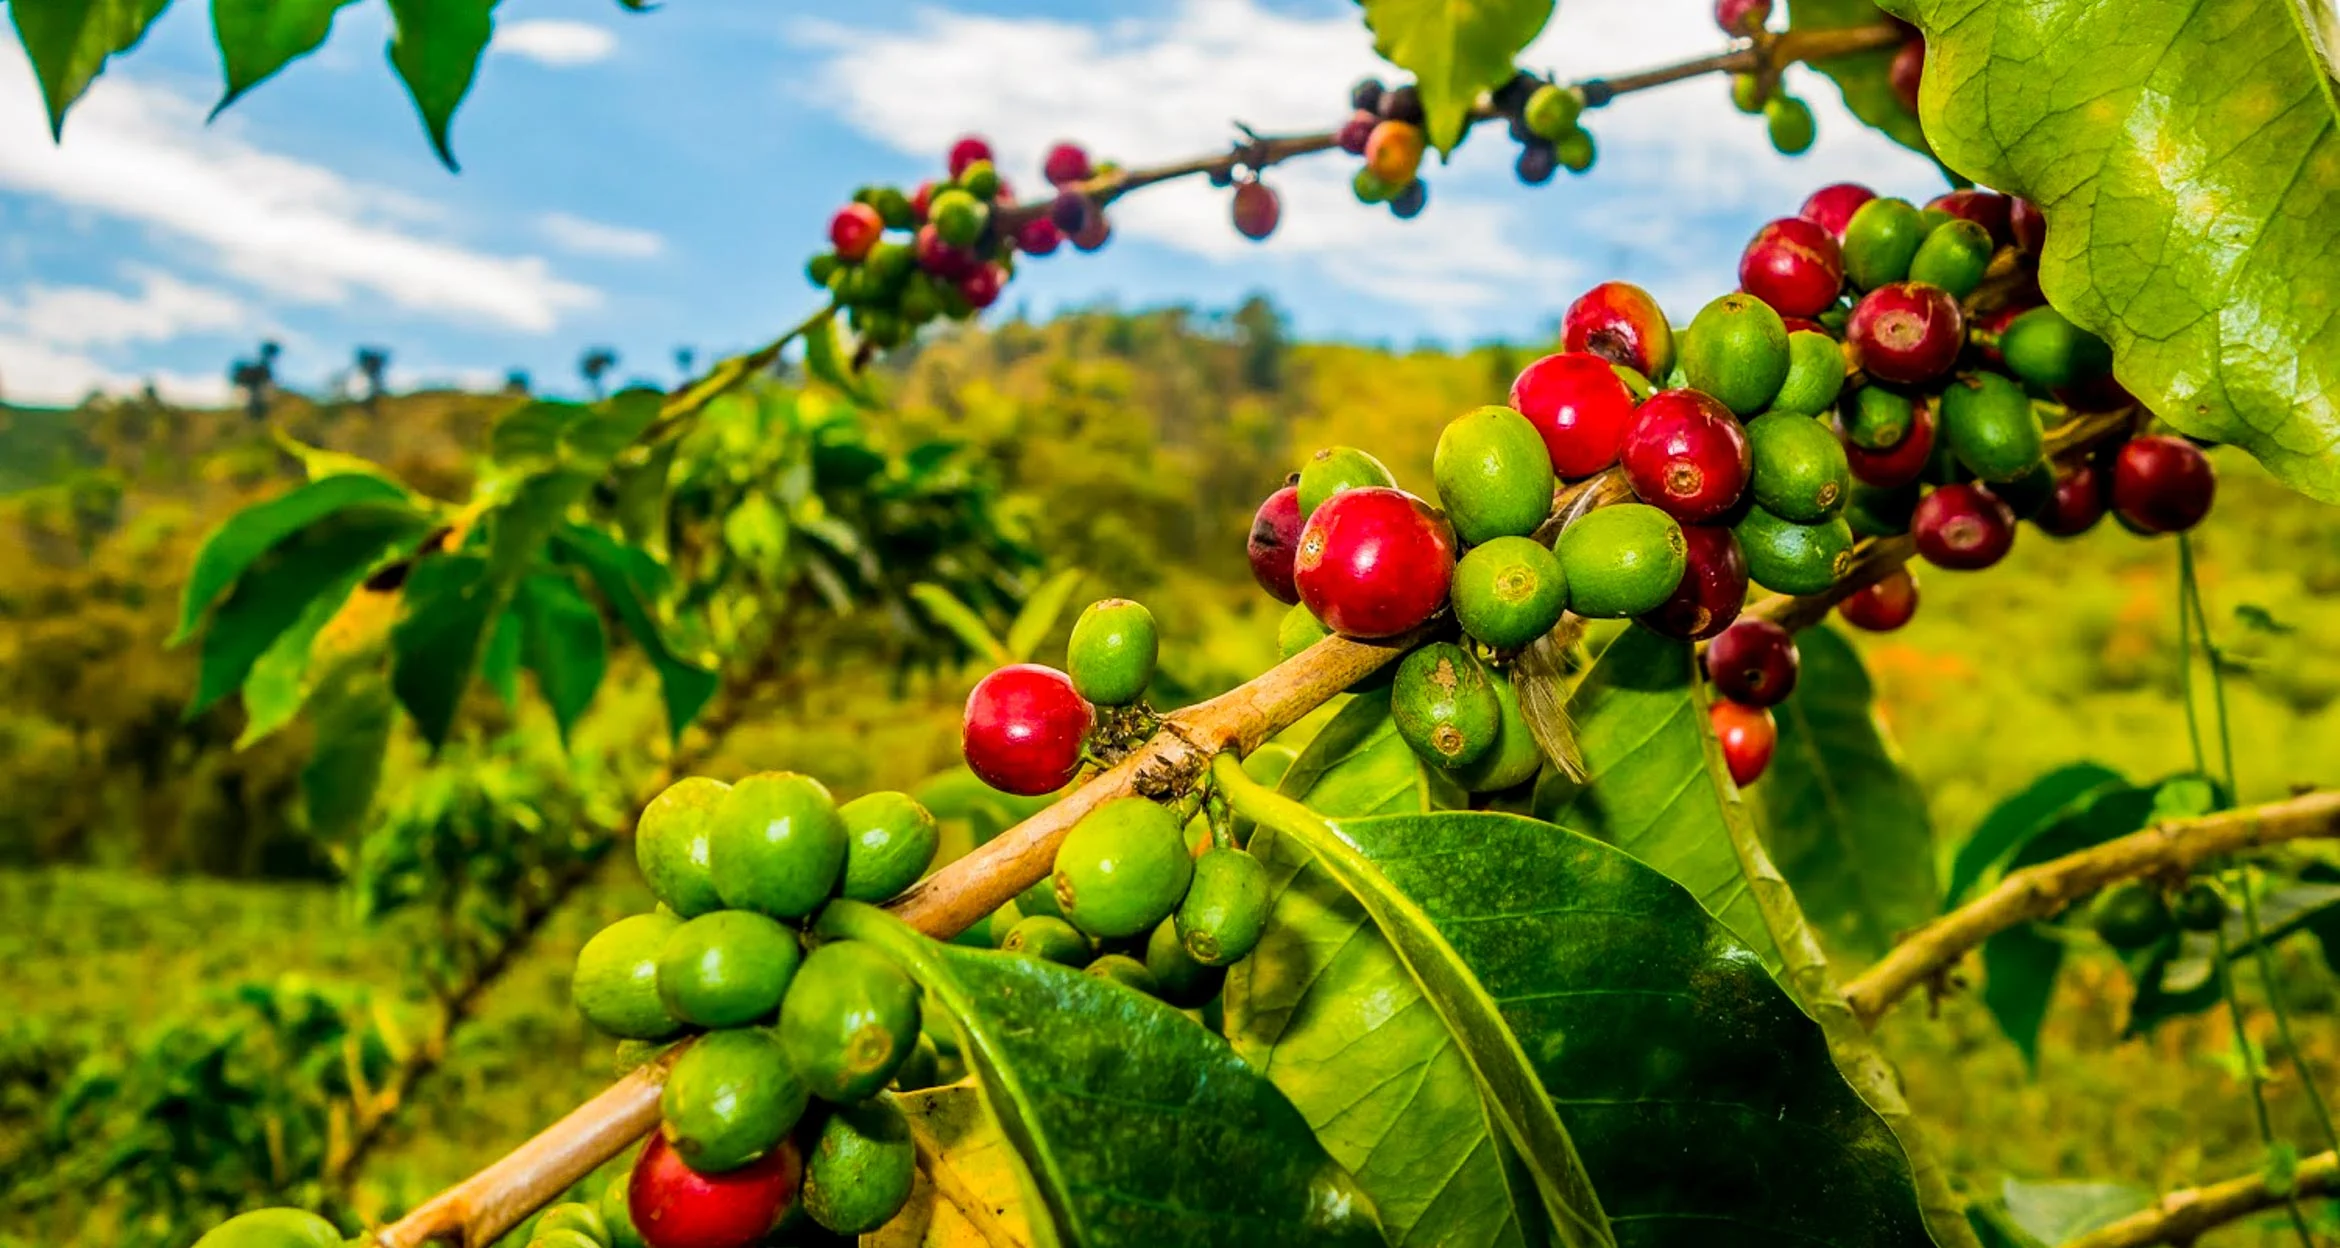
0;0;1951;405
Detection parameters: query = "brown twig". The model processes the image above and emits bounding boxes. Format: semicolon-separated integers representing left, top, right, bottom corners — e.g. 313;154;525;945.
1841;790;2340;1027
2062;1149;2340;1248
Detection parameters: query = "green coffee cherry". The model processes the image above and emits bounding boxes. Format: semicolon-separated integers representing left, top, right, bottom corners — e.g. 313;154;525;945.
1840;385;1917;451
1084;953;1159;995
1524;83;1584;139
1557;503;1689;618
601;1167;648;1248
891;1033;944;1093
1451;536;1567;650
1067;598;1159;706
1392;642;1503;769
2091;882;2174;950
1730;72;1766;114
2174;880;2228;932
872;186;914;229
574;912;684;1041
1746;412;1853;523
657;910;800;1028
1842;198;1925;290
637;776;729;918
1053;798;1194;939
958;159;1001;201
533;1231;601;1248
1353;168;1397;204
534;1203;607;1245
806;253;840;289
930;189;988;247
1764;94;1816;154
1999;306;2113;388
1682;293;1791;416
1846;482;1922;539
192;1208;344;1248
1454;675;1544;794
1612;362;1656;402
1908;218;1993;298
1734;506;1855;595
711;772;848;919
1177;848;1272;967
1554;128;1596;173
1297;446;1398;518
779;941;924;1103
838;791;940;904
1434;406;1557;544
1940;371;2045;482
663;1027;808;1173
1002;915;1092;965
1769;330;1848;416
803;1097;919;1235
1145;918;1227;1008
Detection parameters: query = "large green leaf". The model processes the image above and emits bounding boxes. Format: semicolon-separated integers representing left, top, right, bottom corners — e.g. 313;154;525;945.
1785;0;1931;154
234;564;372;748
1909;0;2340;500
385;0;496;170
1003;568;1086;664
514;572;607;743
175;474;416;643
873;1081;1042;1248
818;903;1387;1248
388;551;498;748
1360;0;1552;153
552;523;719;738
1754;626;1937;961
8;0;172;137
210;0;360;111
1942;763;2127;907
1231;694;1532;1248
303;657;397;841
1534;627;1783;971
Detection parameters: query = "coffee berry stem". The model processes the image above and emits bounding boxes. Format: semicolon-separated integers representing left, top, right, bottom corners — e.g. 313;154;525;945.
2062;1147;2340;1248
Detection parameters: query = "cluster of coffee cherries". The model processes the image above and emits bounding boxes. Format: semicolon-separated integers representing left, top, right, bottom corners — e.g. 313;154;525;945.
1335;79;1434;216
2091;875;2229;951
807;135;1114;351
562;773;949;1247
958;599;1276;1008
1714;0;1818;155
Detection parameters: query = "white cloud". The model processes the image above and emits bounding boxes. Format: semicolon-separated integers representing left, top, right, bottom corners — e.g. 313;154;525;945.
0;54;597;332
494;20;619;67
540;211;666;259
0;268;253;404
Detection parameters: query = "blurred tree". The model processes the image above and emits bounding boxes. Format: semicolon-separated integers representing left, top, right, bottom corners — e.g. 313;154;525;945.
353;347;390;411
578;348;618;399
503;370;531;395
674;346;697;379
1230;295;1288;393
228;341;280;422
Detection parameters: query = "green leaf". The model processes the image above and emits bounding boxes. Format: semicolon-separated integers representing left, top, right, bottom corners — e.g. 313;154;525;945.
176;474;416;643
1909;0;2340;501
479;608;522;706
1533;626;1784;971
818;902;1388;1248
1976;783;2156;1060
388;551;499;748
514;572;607;743
270;424;412;485
210;0;360;112
303;658;397;841
552;524;718;738
1943;763;2128;907
909;583;1008;665
876;1081;1042;1247
233;558;392;748
2131;880;2340;1033
1752;626;1938;960
1277;690;1465;818
1002;568;1085;663
1997;1178;2150;1244
1784;0;1931;153
385;0;496;170
1360;0;1552;153
190;506;432;716
804;312;874;403
8;0;172;137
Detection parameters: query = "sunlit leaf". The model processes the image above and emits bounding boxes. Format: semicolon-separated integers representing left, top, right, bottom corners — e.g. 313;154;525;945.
385;0;496;170
1360;0;1552;153
9;0;172;137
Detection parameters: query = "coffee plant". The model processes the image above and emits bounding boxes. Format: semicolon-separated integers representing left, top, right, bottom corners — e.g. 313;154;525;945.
15;0;2340;1245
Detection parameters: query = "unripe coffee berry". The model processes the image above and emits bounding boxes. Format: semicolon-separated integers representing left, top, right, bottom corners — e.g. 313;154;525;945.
1067;598;1159;706
1682;293;1792;416
1452;536;1569;650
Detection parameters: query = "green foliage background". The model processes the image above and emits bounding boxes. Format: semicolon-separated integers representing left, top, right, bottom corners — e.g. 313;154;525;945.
3;302;2338;1243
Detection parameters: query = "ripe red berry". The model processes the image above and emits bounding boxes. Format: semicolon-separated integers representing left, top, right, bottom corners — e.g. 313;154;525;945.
1232;181;1280;240
1926;190;2013;248
1016;216;1063;256
1707;617;1799;706
1889;37;1924;112
1913;482;2017;569
1846;282;1965;385
1293;487;1457;639
2010;197;2047;254
911;181;937;223
1710;698;1776;786
1838;564;1919;631
2034;461;2108;536
1843;398;1938;489
1509;351;1641;478
1799;183;1877;240
915;224;977;280
959;263;1007;310
1336;110;1377;155
1714;0;1772;34
963;664;1094;796
629;1129;800;1248
1622;388;1754;523
1739;217;1846;318
1563;280;1675;379
829;204;884;263
948;135;994;179
1247;485;1304;603
1043;142;1092;187
1638;524;1749;641
2110;435;2216;533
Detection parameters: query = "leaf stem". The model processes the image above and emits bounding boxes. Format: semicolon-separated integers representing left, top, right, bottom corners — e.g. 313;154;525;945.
2176;535;2209;777
2236;866;2340;1155
2211;919;2318;1248
2179;533;2238;797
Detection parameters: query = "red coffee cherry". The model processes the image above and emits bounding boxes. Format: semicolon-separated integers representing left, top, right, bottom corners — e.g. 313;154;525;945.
1890;37;1924;112
1247;485;1305;603
948;135;994;179
1509;351;1641;478
1799;182;1877;240
2034;460;2109;537
963;665;1094;796
1232;181;1281;240
914;224;977;280
1710;698;1777;786
2010;197;2047;255
2110;435;2216;533
1293;487;1458;639
829;204;884;263
1043;142;1093;187
1622;388;1754;523
1739;217;1845;318
1843;399;1938;489
1707;616;1800;707
1913;482;2017;570
1926;189;2013;248
628;1129;801;1248
1016;216;1063;257
1846;282;1965;385
1562;280;1675;379
1715;0;1772;34
1337;110;1378;155
1838;564;1920;631
1638;524;1750;641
